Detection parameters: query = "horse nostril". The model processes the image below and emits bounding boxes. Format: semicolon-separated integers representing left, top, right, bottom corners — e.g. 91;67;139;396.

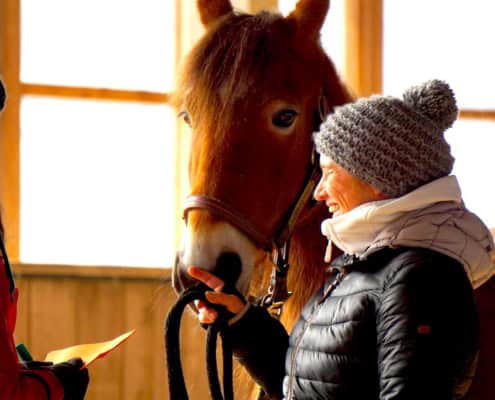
214;252;242;287
172;251;195;294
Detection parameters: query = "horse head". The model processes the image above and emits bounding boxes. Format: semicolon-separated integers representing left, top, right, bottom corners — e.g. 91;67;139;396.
172;0;350;300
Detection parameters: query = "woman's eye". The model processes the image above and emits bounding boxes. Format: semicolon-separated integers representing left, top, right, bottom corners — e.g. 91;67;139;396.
178;110;191;126
272;109;298;128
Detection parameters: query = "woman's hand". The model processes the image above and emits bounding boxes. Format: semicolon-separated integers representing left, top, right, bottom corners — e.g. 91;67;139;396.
187;266;245;324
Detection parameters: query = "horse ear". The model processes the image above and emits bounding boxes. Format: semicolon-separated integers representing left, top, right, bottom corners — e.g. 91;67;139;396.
286;0;330;41
197;0;233;27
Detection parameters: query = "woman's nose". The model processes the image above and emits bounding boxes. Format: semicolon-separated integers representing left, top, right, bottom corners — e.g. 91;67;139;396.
313;179;326;201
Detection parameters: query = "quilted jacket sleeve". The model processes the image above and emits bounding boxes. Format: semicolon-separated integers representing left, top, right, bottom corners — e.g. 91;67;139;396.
376;250;479;400
228;305;289;400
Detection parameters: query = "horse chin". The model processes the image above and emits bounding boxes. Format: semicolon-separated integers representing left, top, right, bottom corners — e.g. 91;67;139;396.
173;221;263;297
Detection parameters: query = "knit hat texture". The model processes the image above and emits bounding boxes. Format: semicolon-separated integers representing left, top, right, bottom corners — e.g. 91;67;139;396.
313;80;457;197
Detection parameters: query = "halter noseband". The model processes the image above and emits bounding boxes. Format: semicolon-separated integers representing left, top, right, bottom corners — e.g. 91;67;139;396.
183;196;273;250
182;146;321;316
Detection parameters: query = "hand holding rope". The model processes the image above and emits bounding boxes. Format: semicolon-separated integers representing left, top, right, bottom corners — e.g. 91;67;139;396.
165;266;246;400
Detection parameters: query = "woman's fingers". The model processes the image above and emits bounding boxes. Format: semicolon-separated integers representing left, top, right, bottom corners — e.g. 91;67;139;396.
188;266;244;322
196;291;244;314
205;291;244;314
195;299;218;324
198;307;218;324
188;266;224;291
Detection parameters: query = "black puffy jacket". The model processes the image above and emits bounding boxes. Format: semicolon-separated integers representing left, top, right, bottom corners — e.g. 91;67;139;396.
229;247;480;400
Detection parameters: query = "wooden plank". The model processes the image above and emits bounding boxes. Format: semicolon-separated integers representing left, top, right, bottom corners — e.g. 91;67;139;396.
29;278;78;360
21;83;170;104
14;263;171;281
76;279;126;399
150;282;211;400
459;109;495;121
170;281;210;400
11;271;218;399
151;283;176;400
12;276;31;347
344;0;383;97
0;0;21;262
121;281;155;400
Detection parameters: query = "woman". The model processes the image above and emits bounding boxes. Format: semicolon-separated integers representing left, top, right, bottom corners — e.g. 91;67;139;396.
189;80;494;399
0;79;89;399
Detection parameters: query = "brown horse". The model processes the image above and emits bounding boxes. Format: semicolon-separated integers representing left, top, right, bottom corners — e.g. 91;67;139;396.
171;0;495;399
172;0;350;328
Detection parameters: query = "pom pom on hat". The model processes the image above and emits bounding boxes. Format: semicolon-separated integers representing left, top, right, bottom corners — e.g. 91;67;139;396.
313;79;457;197
403;79;457;131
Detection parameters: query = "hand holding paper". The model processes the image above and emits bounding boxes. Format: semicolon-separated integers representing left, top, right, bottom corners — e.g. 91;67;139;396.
45;329;136;367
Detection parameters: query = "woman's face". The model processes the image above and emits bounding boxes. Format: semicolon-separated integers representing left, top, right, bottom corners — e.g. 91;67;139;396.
314;154;388;215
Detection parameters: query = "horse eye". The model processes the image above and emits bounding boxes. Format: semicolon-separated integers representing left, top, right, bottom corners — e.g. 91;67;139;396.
272;109;298;129
178;110;191;126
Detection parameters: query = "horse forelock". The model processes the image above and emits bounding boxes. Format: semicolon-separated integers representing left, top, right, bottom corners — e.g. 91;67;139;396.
174;12;298;132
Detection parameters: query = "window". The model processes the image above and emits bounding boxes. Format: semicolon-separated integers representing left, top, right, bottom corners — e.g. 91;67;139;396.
20;97;176;267
282;0;495;229
1;0;179;267
383;0;495;228
3;0;493;268
279;0;346;75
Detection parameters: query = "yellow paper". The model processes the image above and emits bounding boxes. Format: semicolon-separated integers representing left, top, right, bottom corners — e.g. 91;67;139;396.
45;329;136;367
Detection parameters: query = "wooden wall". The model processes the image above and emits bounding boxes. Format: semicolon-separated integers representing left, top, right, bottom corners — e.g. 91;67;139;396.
13;265;210;400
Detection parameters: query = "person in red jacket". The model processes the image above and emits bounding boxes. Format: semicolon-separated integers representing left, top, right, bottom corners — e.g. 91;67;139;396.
0;78;89;399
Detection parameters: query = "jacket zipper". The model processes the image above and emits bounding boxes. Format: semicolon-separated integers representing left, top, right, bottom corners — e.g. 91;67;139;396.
286;270;347;400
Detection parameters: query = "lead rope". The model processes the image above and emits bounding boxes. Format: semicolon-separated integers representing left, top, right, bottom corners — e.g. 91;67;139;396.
165;285;234;400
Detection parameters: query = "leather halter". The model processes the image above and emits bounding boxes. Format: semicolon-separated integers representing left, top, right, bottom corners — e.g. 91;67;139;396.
182;97;327;315
183;196;273;250
182;147;321;314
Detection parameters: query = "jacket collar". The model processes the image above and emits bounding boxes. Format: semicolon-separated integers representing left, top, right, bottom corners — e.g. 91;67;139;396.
320;176;495;288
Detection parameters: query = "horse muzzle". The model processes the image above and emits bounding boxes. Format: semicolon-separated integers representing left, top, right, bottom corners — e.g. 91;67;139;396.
172;251;242;297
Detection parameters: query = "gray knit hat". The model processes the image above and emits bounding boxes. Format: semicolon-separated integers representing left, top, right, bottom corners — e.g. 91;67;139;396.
313;80;458;197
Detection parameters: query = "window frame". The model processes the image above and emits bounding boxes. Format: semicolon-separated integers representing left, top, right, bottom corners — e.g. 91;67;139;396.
343;0;495;119
2;0;492;271
0;0;277;271
0;0;182;270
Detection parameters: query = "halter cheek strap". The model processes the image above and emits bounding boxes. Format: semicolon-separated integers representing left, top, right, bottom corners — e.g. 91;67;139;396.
181;147;321;315
259;147;321;314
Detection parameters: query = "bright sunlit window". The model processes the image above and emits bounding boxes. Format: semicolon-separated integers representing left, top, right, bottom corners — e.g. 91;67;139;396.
21;0;175;91
383;0;495;229
383;0;495;109
19;0;177;267
279;0;345;75
446;120;495;228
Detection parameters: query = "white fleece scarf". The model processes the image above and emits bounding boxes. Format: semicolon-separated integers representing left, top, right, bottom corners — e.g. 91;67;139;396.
321;175;463;261
321;175;495;287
